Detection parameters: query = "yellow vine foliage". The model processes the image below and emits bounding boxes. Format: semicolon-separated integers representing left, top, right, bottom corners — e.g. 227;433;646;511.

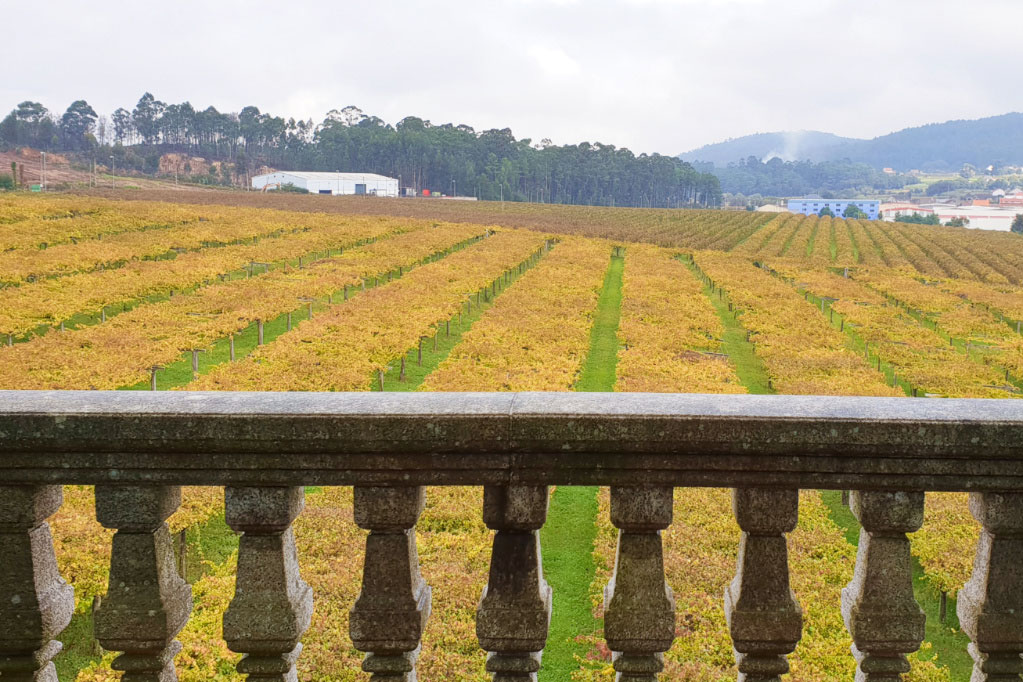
695;252;901;396
778;267;1013;398
0;197;210;252
421;237;608;391
0;210;316;285
857;269;1023;380
0;223;485;390
941;278;1023;322
0;215;419;336
189;230;549;391
616;245;743;393
911;493;979;596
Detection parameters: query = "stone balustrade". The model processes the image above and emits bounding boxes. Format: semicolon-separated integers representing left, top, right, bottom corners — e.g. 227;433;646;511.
1;391;1022;681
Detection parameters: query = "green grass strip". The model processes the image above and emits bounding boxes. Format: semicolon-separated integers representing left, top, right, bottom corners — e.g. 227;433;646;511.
683;257;773;395
540;253;623;681
540;485;603;681
55;611;103;681
819;491;973;681
804;221;819;258
575;254;624;391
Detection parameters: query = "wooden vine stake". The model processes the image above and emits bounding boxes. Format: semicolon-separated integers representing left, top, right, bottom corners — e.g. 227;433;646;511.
149;365;163;391
287;312;292;331
177;529;188;582
400;357;406;382
378;369;385;391
257;319;264;345
191;349;206;379
229;335;235;362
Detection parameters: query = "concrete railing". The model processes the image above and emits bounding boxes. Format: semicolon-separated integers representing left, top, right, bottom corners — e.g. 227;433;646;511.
1;391;1022;682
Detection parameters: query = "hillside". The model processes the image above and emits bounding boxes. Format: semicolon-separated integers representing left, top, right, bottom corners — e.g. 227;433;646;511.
679;131;857;166
681;112;1023;171
1;148;201;190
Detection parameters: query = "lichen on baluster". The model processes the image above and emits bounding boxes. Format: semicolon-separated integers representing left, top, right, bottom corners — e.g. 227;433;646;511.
724;488;803;682
957;492;1023;682
0;485;75;682
350;486;432;682
603;486;676;682
841;490;925;682
477;485;552;682
224;486;313;682
94;485;193;682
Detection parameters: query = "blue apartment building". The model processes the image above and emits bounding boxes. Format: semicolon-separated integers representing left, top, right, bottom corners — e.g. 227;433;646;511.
787;195;880;220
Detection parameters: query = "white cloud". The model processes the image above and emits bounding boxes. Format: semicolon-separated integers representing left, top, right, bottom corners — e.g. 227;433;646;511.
527;45;582;78
2;0;1021;154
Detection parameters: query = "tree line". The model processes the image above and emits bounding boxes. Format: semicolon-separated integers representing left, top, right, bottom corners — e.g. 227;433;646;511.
694;156;910;198
0;95;721;207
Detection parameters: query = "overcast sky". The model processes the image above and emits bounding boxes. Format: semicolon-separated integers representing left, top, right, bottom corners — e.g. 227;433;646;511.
5;0;1022;155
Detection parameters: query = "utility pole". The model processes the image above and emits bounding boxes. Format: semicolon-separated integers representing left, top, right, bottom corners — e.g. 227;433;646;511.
110;155;115;189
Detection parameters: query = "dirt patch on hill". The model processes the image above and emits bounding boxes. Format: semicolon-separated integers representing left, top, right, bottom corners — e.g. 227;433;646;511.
1;149;212;191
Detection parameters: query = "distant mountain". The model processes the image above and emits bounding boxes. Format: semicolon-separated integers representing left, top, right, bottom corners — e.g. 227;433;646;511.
679;131;858;166
681;113;1023;171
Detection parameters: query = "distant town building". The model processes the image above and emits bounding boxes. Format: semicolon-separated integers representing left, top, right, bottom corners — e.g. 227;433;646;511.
880;202;1022;231
787;195;880;220
251;171;399;197
755;203;788;213
880;203;935;221
998;192;1023;208
882;167;896;175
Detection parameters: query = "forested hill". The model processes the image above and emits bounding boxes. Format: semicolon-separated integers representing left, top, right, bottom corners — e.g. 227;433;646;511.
681;113;1023;171
0;96;721;208
680;131;856;166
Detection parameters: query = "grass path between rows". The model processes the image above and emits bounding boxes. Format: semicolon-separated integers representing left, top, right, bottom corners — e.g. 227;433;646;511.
539;253;623;681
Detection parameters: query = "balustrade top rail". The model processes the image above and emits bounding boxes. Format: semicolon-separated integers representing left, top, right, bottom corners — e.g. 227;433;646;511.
2;390;1022;490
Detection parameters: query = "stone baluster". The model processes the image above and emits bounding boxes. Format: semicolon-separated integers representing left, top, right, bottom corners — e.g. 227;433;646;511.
724;489;803;682
603;486;676;682
224;487;313;682
957;492;1023;681
350;486;432;681
477;485;552;681
841;491;925;681
94;485;193;682
0;486;74;682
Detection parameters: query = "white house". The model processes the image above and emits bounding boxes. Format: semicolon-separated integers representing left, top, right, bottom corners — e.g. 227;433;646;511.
251;171;398;197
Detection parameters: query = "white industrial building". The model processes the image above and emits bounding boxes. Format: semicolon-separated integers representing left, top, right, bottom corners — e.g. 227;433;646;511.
251;171;398;197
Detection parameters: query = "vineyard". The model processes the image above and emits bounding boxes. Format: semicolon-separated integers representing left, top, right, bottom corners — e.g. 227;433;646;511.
4;194;1023;681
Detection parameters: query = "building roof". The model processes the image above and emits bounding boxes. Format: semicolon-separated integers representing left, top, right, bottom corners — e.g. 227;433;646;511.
254;171;397;182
